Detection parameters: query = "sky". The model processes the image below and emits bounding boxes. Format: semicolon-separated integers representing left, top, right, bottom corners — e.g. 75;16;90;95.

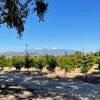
0;0;100;52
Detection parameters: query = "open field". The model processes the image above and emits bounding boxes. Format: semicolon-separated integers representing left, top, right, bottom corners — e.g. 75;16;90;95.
0;66;100;100
1;0;100;99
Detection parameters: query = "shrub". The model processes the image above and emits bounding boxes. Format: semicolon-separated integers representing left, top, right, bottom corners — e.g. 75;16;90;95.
0;55;7;69
12;56;24;71
45;55;57;73
95;57;100;71
58;56;76;74
81;55;94;80
24;55;33;70
34;56;46;73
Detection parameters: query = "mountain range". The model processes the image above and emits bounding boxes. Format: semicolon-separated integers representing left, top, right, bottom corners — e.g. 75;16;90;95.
0;48;77;56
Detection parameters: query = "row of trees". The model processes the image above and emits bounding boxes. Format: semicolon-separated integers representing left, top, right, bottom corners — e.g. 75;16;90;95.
0;52;100;78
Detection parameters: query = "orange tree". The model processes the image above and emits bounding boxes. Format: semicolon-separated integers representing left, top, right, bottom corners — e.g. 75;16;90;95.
58;56;76;74
45;55;58;73
95;56;100;71
32;56;46;73
12;56;24;71
24;55;33;71
0;55;7;69
80;54;94;80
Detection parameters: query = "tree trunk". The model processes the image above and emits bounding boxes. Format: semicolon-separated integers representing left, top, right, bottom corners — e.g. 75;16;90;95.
84;73;88;81
98;64;100;72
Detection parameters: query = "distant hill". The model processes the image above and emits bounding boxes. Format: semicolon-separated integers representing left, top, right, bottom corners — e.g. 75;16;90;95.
0;51;25;57
0;48;76;56
31;48;75;56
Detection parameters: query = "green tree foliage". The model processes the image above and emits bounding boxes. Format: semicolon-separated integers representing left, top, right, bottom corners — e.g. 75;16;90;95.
0;53;96;77
0;0;48;38
6;57;12;66
45;55;57;73
58;56;76;74
12;56;24;71
5;57;13;70
0;55;6;69
95;56;100;71
24;55;33;70
33;56;46;73
80;54;94;80
74;51;84;68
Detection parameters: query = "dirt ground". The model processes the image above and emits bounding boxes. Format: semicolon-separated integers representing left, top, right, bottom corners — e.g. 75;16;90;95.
2;64;99;78
0;65;100;100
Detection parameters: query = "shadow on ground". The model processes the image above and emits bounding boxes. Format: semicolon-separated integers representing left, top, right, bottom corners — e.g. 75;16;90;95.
0;71;100;100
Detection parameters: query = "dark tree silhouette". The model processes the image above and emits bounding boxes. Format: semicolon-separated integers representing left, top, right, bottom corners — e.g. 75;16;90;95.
25;55;33;71
0;0;48;38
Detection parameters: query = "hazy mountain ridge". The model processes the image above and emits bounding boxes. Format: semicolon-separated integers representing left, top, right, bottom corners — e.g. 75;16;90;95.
0;49;76;56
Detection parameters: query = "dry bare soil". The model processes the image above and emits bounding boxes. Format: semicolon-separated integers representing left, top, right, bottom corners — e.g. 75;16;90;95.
0;65;100;100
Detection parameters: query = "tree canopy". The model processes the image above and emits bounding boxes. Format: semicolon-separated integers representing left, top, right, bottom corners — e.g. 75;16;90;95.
0;0;48;38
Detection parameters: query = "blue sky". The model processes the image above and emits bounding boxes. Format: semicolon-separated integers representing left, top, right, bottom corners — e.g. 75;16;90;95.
0;0;100;52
